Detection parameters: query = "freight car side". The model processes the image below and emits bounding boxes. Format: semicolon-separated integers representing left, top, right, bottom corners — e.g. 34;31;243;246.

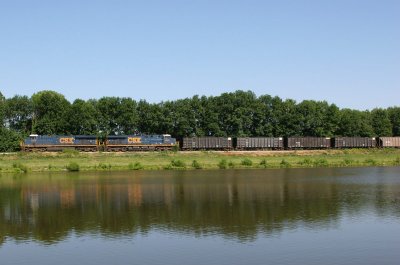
235;137;284;150
333;137;376;148
286;137;331;149
377;137;400;148
182;137;233;150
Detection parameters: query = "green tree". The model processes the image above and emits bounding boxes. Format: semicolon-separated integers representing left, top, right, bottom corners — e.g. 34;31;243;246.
117;98;139;134
371;108;392;136
0;127;21;152
297;100;339;136
137;100;163;134
336;109;374;137
0;91;5;127
5;95;33;133
388;107;400;136
31;91;71;134
254;95;274;136
272;98;302;137
95;97;121;134
66;99;98;135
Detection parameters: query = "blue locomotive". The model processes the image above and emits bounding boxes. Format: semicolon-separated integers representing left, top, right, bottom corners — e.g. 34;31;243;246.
21;135;99;152
21;134;177;152
105;134;176;151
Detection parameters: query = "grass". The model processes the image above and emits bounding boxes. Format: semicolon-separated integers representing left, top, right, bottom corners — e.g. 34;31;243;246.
0;149;399;173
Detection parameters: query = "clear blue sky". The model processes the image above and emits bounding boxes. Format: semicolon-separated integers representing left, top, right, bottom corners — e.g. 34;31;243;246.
1;0;399;110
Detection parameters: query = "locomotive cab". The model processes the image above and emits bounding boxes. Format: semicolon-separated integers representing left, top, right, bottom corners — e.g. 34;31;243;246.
29;134;39;145
163;134;172;144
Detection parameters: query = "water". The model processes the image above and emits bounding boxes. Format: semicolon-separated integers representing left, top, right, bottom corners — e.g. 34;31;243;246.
0;167;399;265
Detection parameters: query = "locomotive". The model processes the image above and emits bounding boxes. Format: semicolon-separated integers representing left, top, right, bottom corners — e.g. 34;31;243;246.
21;134;177;152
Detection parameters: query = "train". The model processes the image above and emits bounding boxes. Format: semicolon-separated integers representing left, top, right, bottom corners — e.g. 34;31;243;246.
21;135;400;152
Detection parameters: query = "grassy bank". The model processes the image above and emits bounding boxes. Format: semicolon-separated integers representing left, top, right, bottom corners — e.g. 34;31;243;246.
0;149;400;173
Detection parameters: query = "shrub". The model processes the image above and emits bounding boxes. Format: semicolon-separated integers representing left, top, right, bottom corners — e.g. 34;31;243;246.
163;165;171;170
241;158;253;166
218;159;227;169
62;149;79;156
129;162;143;170
259;159;267;168
313;158;329;167
171;159;186;168
280;159;291;168
192;160;202;169
0;128;21;152
12;162;28;173
299;158;312;166
66;162;80;172
342;158;354;166
364;159;377;166
97;163;111;170
172;145;179;152
228;161;235;168
395;157;400;165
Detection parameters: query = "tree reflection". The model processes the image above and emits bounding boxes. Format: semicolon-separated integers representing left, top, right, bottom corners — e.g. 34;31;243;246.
0;169;399;245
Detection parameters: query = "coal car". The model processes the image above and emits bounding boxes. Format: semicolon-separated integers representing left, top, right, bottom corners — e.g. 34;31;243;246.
377;137;400;148
182;137;233;150
235;137;284;150
286;137;331;149
332;137;376;148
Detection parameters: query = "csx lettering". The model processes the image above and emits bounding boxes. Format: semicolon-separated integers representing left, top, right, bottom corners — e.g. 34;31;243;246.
128;137;141;143
60;138;74;144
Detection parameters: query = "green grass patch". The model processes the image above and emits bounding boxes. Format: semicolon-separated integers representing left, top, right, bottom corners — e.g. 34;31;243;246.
12;162;28;173
0;149;399;172
313;158;329;167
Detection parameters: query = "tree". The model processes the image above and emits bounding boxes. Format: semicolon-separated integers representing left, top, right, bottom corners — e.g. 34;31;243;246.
254;95;274;137
271;98;302;137
0;91;5;127
117;98;139;134
66;99;98;135
31;90;71;134
371;108;392;136
336;109;374;137
5;95;33;134
137;100;163;134
0;127;21;152
388;107;400;136
296;100;340;136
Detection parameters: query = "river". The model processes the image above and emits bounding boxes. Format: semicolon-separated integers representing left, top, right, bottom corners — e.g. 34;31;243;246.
0;167;399;265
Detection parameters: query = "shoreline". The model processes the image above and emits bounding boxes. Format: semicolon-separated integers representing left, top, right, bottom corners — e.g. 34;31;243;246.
1;149;400;173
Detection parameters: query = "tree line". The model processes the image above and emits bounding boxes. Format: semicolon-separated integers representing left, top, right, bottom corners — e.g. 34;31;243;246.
1;90;399;151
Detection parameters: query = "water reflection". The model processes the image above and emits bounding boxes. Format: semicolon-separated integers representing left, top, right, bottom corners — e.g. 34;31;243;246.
0;167;399;245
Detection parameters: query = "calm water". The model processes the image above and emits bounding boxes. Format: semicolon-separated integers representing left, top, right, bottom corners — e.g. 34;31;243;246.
0;167;399;265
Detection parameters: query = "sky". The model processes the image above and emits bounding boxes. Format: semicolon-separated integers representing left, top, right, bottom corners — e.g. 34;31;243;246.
0;0;399;110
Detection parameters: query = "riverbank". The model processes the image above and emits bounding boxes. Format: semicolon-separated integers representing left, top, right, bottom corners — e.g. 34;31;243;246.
1;149;400;173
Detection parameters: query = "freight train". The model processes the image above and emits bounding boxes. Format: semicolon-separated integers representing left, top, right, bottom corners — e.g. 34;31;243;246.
21;135;400;152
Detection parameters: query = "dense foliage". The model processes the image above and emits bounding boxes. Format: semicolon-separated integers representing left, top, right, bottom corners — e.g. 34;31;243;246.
0;90;399;151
